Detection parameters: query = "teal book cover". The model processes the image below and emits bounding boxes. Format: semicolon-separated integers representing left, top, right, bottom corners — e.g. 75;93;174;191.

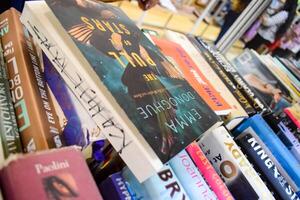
45;0;220;163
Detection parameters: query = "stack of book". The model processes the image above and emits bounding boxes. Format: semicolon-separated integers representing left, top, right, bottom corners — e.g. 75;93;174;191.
0;0;299;200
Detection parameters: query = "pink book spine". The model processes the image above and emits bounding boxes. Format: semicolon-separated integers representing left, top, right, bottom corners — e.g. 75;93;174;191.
186;142;234;200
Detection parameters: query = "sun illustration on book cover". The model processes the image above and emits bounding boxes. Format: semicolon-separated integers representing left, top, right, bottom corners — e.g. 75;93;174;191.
46;0;218;162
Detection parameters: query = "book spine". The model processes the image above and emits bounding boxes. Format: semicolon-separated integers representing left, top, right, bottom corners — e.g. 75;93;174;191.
284;108;300;129
192;36;267;113
186;142;234;200
0;9;63;152
187;36;256;116
169;149;217;200
99;172;132;200
234;115;300;194
199;126;275;200
235;133;299;200
0;41;22;159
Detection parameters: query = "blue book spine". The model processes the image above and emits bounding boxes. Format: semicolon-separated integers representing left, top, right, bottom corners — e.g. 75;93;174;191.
235;133;299;200
99;172;132;200
234;114;300;195
169;150;217;200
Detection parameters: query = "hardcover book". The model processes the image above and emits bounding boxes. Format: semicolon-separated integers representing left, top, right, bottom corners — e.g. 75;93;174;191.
163;31;248;124
233;114;300;195
152;37;231;116
0;40;22;161
0;8;63;152
186;142;234;200
235;133;299;200
192;36;267;114
199;126;275;200
232;50;292;115
0;147;103;200
21;0;221;181
99;171;131;200
168;149;217;200
122;165;190;200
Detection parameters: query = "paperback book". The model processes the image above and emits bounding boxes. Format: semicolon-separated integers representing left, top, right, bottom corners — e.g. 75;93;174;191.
21;0;221;181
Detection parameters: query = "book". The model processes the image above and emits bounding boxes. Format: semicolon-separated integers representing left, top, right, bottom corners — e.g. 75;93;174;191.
0;147;103;200
186;142;234;200
199;126;275;200
0;40;22;161
21;0;221;181
42;52;105;148
168;149;217;200
233;114;300;195
152;37;231;116
285;104;300;129
234;132;299;200
278;58;300;82
122;165;190;200
99;171;131;200
163;31;248;124
232;50;292;115
192;36;267;114
0;8;63;152
187;36;256;116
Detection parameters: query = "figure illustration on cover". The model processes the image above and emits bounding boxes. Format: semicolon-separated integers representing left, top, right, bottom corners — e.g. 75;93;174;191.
46;0;217;162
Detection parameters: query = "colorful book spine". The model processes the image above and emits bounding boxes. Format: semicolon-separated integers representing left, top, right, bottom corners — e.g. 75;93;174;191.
233;114;300;195
122;165;191;200
0;8;63;152
235;133;299;200
191;36;267;113
187;36;256;116
285;107;300;129
42;52;104;148
199;126;275;200
186;142;234;200
99;172;132;200
169;149;217;200
0;41;22;160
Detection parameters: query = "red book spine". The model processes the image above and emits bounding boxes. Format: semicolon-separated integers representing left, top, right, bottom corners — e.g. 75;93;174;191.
186;142;234;200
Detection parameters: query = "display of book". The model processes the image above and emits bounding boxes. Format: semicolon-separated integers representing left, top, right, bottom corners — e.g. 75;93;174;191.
0;1;300;200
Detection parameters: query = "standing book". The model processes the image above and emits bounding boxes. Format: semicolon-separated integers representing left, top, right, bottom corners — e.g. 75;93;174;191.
0;40;22;161
0;8;63;152
0;147;103;200
199;126;275;200
21;0;221;181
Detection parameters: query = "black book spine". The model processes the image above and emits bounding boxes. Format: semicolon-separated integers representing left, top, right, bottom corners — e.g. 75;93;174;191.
0;41;22;158
235;133;299;200
192;36;268;114
187;36;256;116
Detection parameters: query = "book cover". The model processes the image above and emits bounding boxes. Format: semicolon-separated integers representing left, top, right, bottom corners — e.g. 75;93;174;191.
168;149;217;200
232;50;292;115
99;171;131;200
152;37;231;116
199;126;275;200
21;0;221;181
235;133;299;200
122;165;190;200
187;36;256;116
0;40;22;161
42;52;104;148
233;114;300;195
0;147;103;200
186;142;234;200
0;8;63;152
192;36;267;114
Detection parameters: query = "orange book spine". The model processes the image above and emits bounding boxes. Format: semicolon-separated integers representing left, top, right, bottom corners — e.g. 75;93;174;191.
0;8;63;152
